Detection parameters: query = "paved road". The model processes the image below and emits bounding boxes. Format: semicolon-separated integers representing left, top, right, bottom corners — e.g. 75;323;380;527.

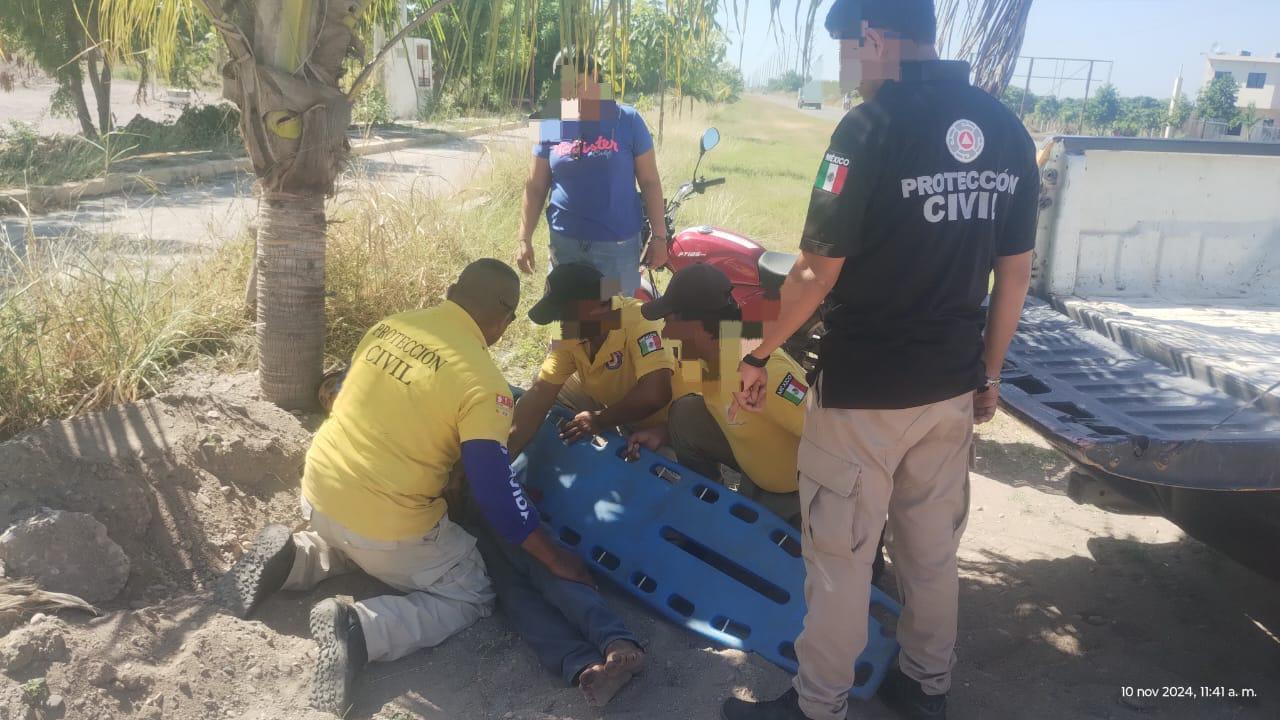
754;91;848;126
0;78;201;136
1;127;531;260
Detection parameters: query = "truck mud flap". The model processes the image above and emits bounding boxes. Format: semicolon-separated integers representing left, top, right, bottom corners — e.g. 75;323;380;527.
1000;300;1280;491
517;407;901;698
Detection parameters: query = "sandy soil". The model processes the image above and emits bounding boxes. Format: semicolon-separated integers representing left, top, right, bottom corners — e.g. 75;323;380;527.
0;373;1276;720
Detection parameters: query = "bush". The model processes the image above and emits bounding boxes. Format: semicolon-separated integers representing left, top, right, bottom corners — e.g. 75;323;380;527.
352;83;393;126
0;237;252;441
0;104;244;187
0;122;105;186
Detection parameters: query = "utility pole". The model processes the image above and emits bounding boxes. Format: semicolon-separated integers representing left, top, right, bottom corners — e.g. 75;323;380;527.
1018;57;1036;119
1079;60;1096;134
1164;65;1184;139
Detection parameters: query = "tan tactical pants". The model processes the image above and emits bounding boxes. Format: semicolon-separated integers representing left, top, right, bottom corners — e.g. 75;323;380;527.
282;497;495;662
792;390;973;720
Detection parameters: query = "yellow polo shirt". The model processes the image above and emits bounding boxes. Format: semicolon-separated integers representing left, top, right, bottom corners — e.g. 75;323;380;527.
537;297;677;428
695;350;807;493
303;301;514;541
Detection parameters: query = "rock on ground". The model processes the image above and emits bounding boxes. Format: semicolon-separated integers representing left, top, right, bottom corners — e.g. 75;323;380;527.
0;511;129;603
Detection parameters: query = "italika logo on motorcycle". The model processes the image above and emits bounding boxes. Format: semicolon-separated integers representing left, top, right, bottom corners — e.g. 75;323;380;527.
553;136;620;159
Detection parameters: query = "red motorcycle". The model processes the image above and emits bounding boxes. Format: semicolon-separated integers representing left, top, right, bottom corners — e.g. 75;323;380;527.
638;128;823;371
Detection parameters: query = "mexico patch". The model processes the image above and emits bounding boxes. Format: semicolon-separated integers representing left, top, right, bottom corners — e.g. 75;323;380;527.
814;151;850;194
637;331;663;356
776;372;808;405
496;393;514;416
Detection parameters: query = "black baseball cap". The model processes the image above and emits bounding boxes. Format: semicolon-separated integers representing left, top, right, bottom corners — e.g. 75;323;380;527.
640;264;737;321
826;0;937;42
528;262;608;325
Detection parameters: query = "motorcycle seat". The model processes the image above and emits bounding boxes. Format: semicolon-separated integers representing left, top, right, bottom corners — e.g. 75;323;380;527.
757;251;798;292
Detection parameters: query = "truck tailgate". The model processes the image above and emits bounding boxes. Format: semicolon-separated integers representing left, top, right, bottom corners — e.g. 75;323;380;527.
1000;300;1280;491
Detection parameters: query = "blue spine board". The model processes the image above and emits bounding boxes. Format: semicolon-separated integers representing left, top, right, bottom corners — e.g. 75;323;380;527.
517;409;901;699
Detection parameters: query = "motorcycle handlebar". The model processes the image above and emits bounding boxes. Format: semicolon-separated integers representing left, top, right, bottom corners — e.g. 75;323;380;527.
698;177;726;189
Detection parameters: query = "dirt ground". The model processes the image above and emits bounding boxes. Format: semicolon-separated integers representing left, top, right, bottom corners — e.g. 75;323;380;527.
0;371;1276;720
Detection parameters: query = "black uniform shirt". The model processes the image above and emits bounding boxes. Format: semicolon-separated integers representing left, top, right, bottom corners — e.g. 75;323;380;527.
800;59;1040;410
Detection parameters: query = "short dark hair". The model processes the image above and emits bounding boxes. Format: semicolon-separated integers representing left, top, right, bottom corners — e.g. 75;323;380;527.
827;0;937;44
555;48;601;77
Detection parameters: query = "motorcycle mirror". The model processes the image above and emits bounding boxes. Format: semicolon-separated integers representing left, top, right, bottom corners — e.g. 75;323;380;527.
699;128;720;154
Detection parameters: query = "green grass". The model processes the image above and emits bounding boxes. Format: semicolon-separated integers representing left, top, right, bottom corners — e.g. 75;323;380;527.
658;98;833;251
0;96;831;438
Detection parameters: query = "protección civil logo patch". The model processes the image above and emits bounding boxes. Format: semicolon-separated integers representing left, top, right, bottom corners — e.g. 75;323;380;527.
637;331;663;356
946;119;985;163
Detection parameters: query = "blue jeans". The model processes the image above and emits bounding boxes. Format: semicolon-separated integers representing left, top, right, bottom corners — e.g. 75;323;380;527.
549;230;642;297
463;515;640;685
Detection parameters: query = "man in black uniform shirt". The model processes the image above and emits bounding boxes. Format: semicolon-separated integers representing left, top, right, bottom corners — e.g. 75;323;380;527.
721;1;1038;719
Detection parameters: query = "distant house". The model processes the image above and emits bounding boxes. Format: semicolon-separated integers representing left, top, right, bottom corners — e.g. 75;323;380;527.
1204;52;1279;141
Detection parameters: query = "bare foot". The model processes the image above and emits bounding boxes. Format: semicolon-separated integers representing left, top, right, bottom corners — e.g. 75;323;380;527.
577;640;645;707
579;661;635;708
604;639;645;675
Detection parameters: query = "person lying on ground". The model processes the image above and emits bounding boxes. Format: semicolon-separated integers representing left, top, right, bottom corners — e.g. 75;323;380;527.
218;259;591;717
449;480;646;708
508;262;675;456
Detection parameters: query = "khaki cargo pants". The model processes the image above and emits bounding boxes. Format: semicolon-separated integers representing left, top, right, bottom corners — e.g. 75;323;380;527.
792;388;973;720
281;497;495;663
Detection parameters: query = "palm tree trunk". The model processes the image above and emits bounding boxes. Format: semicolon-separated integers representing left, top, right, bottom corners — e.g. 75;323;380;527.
255;192;327;409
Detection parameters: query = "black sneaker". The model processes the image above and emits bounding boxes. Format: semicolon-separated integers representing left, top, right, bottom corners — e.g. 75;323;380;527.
721;688;809;720
218;524;295;618
877;665;947;720
309;598;368;716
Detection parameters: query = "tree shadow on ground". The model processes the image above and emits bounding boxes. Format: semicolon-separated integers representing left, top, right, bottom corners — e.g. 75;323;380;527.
973;435;1075;498
244;529;1280;720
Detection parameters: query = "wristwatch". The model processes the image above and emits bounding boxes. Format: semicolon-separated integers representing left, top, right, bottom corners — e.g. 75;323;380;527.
742;353;769;369
978;376;1002;393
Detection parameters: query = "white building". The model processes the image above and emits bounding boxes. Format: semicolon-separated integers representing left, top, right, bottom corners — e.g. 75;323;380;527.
372;1;434;121
383;36;433;120
1204;51;1279;140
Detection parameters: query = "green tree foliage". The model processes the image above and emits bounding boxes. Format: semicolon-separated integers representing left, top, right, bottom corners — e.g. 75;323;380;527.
0;0;107;135
1197;73;1239;123
1083;84;1120;132
1114;96;1165;136
1001;86;1037;116
766;70;804;93
1236;102;1262;137
1167;93;1193;132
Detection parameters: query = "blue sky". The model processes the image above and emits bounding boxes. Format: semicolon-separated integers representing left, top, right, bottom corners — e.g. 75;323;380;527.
722;0;1280;99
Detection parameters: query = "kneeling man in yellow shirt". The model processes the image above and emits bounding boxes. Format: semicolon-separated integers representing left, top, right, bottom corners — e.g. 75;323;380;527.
627;264;807;516
508;262;675;455
220;259;589;716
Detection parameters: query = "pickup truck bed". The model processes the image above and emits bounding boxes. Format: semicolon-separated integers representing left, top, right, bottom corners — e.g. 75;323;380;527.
1002;300;1280;492
999;134;1280;579
1001;300;1280;578
1055;297;1280;416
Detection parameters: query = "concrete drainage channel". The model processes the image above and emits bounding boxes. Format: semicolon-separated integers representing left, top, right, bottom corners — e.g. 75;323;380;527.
0;119;527;215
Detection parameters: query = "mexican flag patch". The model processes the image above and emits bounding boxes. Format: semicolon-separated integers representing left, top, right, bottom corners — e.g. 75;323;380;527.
776;372;808;405
637;331;663;356
814;151;849;195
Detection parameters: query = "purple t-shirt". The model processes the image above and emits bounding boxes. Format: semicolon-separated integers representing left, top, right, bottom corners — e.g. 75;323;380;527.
533;103;654;243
